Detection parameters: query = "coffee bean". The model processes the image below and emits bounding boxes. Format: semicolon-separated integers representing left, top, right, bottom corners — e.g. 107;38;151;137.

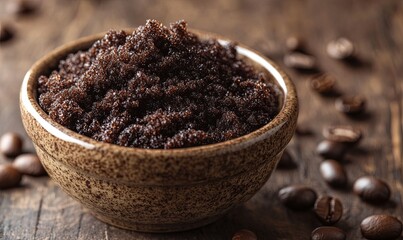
284;52;316;70
0;22;14;42
311;226;346;240
353;176;391;204
360;215;402;240
277;150;297;169
13;154;46;176
0;132;23;158
322;125;362;145
310;74;336;95
232;229;257;240
314;196;343;225
7;0;37;15
320;160;347;188
278;185;317;210
326;38;354;60
286;36;303;52
0;164;22;189
316;140;348;160
335;95;366;115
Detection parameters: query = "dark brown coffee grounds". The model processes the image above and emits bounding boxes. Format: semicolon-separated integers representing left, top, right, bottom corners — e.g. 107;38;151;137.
38;20;281;149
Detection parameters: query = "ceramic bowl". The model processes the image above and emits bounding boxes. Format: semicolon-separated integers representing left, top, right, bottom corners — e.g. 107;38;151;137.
20;30;298;232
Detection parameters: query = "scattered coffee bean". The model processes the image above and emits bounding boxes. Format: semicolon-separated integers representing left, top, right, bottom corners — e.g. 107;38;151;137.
314;196;343;225
310;74;336;95
0;132;23;158
326;38;354;60
322;125;362;145
353;176;391;204
277;150;297;169
286;36;303;52
284;52;316;70
335;95;366;115
0;22;14;42
320;160;347;188
278;185;317;210
311;226;346;240
232;229;257;240
316;140;348;160
0;164;22;189
13;154;46;176
360;215;402;240
7;0;37;15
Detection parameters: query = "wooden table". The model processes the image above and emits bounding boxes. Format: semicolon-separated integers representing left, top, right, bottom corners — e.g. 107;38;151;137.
1;0;402;239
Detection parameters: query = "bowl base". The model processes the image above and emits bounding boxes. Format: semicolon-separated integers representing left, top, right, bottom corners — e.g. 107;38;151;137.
90;211;224;233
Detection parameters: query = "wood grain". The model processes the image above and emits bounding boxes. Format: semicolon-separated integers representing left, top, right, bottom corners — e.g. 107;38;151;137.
0;0;402;239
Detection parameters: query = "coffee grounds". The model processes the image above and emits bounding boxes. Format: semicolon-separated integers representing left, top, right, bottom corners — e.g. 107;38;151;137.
38;20;281;149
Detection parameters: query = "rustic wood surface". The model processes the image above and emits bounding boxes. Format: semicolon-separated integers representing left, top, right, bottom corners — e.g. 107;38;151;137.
1;0;402;239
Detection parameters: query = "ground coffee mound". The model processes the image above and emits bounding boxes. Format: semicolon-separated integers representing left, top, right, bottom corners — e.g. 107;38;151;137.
38;20;281;149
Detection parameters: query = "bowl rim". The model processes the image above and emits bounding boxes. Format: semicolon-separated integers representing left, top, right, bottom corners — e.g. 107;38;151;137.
20;28;297;157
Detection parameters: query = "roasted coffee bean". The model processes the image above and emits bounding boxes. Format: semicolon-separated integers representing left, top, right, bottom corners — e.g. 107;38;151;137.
316;140;348;160
311;226;346;240
278;185;317;210
320;160;347;188
13;154;46;176
284;52;316;70
0;22;14;42
335;95;366;115
286;36;303;52
326;38;354;60
314;196;343;225
0;132;23;158
310;74;336;95
277;150;297;169
0;164;22;189
353;176;391;204
232;229;257;240
360;215;402;240
322;125;362;145
7;0;37;15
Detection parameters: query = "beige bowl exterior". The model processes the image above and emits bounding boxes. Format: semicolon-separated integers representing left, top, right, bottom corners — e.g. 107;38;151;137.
20;30;298;232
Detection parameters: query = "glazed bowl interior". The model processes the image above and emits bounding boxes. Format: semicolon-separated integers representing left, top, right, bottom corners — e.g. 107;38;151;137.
21;30;296;157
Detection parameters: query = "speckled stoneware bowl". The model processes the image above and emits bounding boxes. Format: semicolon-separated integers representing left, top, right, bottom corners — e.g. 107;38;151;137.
20;29;298;232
